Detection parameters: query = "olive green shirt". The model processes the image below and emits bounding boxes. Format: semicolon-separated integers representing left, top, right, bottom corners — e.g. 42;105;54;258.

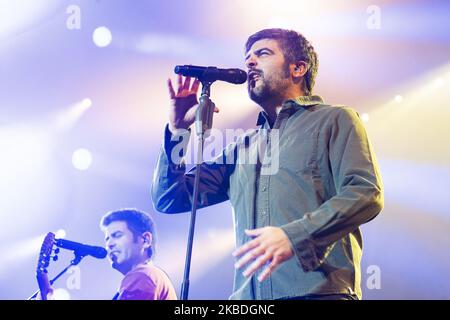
151;95;383;299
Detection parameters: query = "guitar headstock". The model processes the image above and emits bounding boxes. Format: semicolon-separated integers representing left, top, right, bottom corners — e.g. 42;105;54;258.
36;232;56;300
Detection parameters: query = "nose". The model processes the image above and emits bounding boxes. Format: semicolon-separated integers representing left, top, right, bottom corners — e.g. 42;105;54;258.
106;240;116;250
246;54;257;69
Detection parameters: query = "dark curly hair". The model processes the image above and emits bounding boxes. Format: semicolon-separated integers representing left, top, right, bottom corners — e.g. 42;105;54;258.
245;28;318;96
100;208;157;259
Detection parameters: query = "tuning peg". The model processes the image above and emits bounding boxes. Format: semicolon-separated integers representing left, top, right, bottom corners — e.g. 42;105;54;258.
54;248;60;254
52;255;58;262
39;267;48;274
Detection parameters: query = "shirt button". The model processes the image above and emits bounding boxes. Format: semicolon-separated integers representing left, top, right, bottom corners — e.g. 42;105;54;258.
262;186;267;192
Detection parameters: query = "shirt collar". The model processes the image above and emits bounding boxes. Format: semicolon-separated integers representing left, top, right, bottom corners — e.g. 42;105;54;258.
256;95;324;126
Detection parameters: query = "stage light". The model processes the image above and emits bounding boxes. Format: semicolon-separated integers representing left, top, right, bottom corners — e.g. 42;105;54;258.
72;148;93;171
81;98;92;109
55;229;66;239
435;77;444;87
366;63;450;217
0;0;60;40
54;98;92;131
92;26;112;48
0;234;46;275
361;113;370;122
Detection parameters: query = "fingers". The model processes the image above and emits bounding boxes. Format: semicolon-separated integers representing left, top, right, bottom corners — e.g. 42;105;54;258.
243;251;273;279
257;256;279;282
233;227;293;282
233;228;266;258
183;76;191;91
177;74;183;94
167;78;176;99
233;237;260;258
172;76;200;96
191;78;200;93
235;245;265;269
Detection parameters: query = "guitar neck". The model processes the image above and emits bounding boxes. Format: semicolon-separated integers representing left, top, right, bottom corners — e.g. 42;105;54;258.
36;272;51;300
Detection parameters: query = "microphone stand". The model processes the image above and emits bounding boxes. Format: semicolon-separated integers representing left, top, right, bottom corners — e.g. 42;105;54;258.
180;81;215;300
28;253;85;300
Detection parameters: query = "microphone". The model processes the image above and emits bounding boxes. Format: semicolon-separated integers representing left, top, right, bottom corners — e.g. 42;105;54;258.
55;238;107;259
174;65;247;84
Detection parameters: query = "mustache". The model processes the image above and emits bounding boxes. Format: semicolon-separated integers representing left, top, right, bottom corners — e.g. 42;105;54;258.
248;68;263;75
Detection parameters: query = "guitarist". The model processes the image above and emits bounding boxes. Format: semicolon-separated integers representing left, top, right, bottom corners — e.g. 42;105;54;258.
38;208;177;300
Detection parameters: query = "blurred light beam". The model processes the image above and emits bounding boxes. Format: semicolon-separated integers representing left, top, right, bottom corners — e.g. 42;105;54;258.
54;98;92;131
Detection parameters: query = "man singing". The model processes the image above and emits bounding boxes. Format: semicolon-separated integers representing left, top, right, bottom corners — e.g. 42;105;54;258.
152;28;383;300
38;208;177;300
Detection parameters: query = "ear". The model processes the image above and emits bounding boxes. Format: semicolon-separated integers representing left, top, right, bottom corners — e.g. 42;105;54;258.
142;232;152;249
290;61;308;78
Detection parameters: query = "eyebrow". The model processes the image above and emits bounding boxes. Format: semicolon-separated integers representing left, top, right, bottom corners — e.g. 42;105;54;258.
105;230;122;241
245;47;275;61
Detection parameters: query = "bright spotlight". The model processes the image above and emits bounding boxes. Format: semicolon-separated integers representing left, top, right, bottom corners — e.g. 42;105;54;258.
0;234;48;275
55;229;66;239
0;1;60;40
92;26;112;47
81;98;92;109
361;113;370;123
395;95;403;103
72;148;93;171
435;77;444;87
54;99;93;131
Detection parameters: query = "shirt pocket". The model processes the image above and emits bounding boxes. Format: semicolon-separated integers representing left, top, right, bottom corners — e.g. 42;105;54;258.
279;134;318;174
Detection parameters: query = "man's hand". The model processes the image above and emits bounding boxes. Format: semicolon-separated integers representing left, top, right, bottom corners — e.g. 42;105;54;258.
233;227;294;282
167;75;219;133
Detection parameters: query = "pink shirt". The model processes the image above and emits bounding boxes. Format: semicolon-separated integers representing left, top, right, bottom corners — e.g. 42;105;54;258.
118;262;177;300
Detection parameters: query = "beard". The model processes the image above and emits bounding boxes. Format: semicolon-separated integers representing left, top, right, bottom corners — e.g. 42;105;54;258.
247;66;290;105
248;75;273;104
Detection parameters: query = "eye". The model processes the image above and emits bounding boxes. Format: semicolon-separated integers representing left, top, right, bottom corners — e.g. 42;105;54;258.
113;232;123;239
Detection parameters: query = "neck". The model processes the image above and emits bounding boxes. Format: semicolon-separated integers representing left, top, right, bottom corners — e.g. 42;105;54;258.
260;88;305;124
117;255;149;275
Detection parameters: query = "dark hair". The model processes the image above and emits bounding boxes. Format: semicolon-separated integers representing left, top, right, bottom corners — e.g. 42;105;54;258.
245;28;318;96
100;208;157;259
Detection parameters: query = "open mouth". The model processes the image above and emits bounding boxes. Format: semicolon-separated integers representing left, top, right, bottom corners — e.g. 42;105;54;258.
109;251;119;260
248;71;261;86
